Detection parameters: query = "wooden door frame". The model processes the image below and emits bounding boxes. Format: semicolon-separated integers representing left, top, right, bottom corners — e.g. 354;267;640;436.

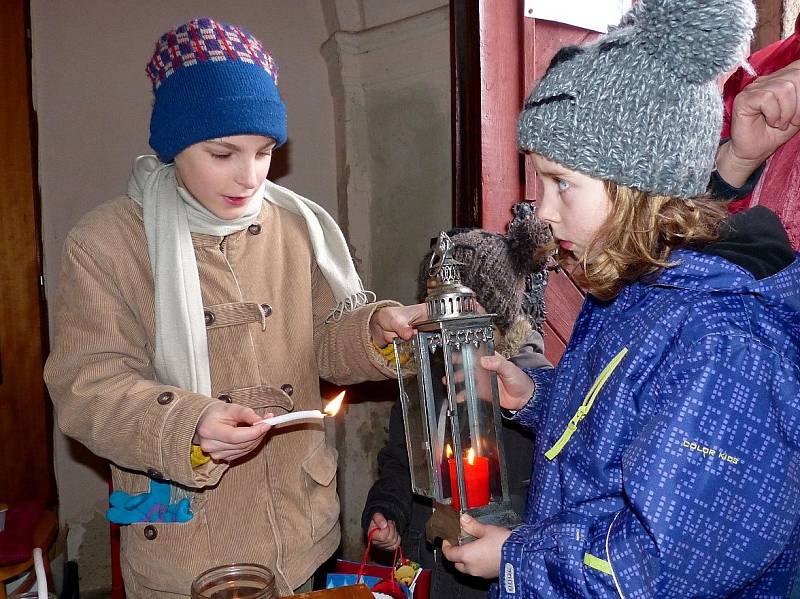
0;0;55;506
451;0;523;232
450;0;589;364
451;0;483;228
753;0;784;53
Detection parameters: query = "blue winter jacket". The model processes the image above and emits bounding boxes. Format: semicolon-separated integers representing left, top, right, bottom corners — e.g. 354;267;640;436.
497;249;800;597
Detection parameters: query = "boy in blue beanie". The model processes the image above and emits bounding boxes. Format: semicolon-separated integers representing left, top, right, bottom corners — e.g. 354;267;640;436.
442;1;800;597
44;17;423;598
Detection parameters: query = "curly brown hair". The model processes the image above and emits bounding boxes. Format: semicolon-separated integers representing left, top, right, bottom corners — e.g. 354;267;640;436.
544;182;730;301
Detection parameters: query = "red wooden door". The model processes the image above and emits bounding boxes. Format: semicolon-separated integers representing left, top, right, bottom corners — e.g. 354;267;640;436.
521;18;596;364
453;1;597;364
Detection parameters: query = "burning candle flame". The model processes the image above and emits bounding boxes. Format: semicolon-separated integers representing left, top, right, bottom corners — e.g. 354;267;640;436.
445;443;453;459
466;447;476;465
324;391;346;416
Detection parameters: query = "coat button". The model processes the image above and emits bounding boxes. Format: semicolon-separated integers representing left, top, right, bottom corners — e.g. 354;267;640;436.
218;394;232;403
261;303;273;318
156;391;174;405
204;310;215;326
248;223;262;235
280;383;294;396
147;468;164;481
143;525;158;540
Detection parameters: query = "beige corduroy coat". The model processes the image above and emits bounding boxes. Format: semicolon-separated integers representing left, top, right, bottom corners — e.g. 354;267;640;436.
44;197;398;597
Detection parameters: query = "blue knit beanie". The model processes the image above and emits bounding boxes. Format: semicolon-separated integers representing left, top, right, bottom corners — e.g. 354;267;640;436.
146;17;287;163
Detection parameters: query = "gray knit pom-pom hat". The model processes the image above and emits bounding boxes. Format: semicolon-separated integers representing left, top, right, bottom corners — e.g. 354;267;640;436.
518;0;756;198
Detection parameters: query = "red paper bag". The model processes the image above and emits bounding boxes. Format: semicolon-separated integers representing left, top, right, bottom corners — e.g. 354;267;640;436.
333;529;431;599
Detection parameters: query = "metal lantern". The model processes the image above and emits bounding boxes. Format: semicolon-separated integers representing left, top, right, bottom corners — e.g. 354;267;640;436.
393;232;521;545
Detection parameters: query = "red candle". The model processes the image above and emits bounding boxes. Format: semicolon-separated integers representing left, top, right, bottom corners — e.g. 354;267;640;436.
448;447;490;511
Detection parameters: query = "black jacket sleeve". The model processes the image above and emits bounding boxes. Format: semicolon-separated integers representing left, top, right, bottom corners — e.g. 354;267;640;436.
361;399;414;536
708;141;766;200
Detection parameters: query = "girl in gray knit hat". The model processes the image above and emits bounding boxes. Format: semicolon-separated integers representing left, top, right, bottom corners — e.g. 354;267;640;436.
442;1;800;597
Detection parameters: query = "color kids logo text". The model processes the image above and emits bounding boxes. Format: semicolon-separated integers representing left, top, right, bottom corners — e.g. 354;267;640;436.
682;439;741;465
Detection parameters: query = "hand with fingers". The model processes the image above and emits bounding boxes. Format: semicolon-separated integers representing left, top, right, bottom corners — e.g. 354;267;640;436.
441;513;511;579
367;512;402;551
369;303;428;347
194;401;273;462
479;354;536;411
718;58;800;187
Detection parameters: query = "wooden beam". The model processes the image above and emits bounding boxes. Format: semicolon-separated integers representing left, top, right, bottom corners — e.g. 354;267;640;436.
0;0;54;506
753;0;783;53
477;0;524;233
451;0;483;228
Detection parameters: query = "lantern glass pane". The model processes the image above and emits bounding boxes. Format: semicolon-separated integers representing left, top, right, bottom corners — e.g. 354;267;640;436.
393;337;433;496
427;338;451;501
445;340;503;509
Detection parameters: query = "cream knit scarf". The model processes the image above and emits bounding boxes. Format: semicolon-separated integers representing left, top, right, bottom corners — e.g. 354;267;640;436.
127;155;372;397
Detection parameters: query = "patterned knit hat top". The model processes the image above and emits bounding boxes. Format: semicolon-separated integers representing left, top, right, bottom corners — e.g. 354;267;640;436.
518;0;756;198
417;203;553;335
147;17;286;163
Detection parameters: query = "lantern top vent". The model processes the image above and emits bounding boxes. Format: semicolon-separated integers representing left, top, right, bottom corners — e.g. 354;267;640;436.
425;231;479;320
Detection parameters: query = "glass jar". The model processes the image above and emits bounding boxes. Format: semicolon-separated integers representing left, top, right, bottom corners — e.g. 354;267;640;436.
190;563;278;599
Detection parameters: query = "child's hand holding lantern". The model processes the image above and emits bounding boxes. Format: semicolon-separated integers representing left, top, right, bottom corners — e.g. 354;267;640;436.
479;354;535;412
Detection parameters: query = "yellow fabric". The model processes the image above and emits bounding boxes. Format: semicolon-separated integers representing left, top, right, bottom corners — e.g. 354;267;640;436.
372;340;411;367
190;444;210;468
583;552;613;575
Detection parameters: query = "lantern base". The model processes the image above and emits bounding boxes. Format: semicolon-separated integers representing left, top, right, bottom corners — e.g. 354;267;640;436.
426;501;521;546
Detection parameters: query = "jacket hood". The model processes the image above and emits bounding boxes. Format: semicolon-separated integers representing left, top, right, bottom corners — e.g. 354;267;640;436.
701;206;794;279
646;207;800;310
651;248;800;313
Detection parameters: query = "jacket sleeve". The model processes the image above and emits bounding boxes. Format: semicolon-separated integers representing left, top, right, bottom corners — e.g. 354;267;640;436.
509;367;557;435
44;236;225;488
509;329;553;371
361;399;414;536
498;333;800;597
311;264;401;384
708;140;765;200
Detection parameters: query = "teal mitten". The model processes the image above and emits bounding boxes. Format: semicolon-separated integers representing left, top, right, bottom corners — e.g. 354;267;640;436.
107;480;192;524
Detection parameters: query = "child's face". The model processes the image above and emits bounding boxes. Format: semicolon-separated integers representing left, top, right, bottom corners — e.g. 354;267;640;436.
174;135;276;220
533;154;611;261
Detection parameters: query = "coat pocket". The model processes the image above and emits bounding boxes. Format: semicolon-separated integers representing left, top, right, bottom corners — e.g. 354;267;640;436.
302;442;340;542
122;508;213;594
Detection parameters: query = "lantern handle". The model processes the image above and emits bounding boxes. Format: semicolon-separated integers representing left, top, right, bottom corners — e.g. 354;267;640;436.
428;231;453;278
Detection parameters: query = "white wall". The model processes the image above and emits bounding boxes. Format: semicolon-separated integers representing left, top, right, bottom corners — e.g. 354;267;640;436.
324;0;446;31
322;2;451;559
786;0;800;36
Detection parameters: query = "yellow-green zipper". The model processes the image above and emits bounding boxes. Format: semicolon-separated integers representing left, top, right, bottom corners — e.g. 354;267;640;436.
544;347;629;461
